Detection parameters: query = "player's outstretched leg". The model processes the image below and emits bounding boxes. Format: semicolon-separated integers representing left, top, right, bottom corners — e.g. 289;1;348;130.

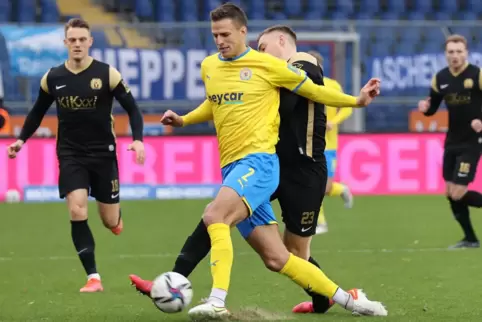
97;202;123;235
129;218;212;297
67;190;103;292
247;224;387;316
187;187;249;319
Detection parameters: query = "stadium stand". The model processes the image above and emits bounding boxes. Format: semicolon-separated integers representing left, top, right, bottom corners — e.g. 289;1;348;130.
1;0;481;132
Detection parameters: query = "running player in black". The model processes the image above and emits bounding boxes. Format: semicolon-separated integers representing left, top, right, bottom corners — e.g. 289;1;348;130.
7;18;145;292
418;34;482;249
130;25;358;314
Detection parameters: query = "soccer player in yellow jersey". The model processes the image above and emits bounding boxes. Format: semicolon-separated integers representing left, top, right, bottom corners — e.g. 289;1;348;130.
156;3;386;319
307;51;354;235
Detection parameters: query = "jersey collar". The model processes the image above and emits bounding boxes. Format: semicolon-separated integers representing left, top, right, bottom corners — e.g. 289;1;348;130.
218;47;251;62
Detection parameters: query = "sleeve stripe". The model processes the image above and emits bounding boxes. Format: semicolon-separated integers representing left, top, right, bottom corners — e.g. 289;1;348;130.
292;75;308;93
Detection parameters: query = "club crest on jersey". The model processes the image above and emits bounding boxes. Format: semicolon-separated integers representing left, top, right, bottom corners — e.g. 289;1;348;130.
464;78;474;89
90;78;102;90
240;68;252;80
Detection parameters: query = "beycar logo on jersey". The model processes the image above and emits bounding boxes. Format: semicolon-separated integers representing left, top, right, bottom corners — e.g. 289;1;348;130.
207;92;244;105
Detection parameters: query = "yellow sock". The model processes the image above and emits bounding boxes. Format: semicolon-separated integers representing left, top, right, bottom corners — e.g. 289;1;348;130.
207;223;233;292
280;253;338;298
318;206;326;225
329;182;345;197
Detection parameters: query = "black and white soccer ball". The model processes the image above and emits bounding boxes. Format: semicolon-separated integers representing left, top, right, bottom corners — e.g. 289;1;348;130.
150;272;193;313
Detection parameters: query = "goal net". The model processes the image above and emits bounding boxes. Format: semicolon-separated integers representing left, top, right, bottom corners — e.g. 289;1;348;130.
247;31;363;132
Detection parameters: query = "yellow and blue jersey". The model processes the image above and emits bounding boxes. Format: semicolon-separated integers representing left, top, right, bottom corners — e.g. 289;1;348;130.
183;47;309;167
181;47;359;168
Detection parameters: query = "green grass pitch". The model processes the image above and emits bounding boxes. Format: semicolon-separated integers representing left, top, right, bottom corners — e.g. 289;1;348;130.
1;195;481;321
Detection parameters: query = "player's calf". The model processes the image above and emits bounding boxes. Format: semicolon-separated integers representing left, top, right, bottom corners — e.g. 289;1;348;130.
193;187;249;311
67;190;100;291
97;202;123;235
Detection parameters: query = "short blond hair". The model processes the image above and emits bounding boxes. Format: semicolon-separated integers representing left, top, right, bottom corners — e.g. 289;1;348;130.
445;34;468;50
307;50;323;66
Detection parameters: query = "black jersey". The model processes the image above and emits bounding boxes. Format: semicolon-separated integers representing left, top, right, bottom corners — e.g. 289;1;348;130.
45;59;119;157
427;63;482;149
276;52;326;165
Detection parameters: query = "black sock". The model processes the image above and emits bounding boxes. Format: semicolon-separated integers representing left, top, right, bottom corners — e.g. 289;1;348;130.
71;220;97;276
306;256;331;313
461;191;482;208
448;198;478;242
172;219;211;277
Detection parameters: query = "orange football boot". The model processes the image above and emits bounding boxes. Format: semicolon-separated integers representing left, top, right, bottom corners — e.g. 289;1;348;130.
292;288;358;313
129;274;153;297
111;217;124;235
80;278;103;293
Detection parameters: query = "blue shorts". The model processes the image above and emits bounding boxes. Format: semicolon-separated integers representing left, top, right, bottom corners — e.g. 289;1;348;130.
325;150;337;178
221;153;280;239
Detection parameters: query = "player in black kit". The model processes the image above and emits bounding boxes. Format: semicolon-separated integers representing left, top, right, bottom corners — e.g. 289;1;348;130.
7;18;145;292
418;35;482;249
130;25;358;314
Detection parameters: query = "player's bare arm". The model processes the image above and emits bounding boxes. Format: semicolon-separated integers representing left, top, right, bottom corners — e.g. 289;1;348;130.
160;99;213;127
7;70;55;159
109;66;145;164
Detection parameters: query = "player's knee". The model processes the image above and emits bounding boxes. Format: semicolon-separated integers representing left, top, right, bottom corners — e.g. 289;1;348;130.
202;205;223;226
449;186;467;201
261;250;290;272
68;202;88;220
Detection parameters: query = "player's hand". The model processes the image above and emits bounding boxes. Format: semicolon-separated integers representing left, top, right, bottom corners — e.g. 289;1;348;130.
326;122;333;131
471;119;482;133
356;78;381;107
7;140;24;159
161;110;183;127
418;98;430;113
127;140;145;165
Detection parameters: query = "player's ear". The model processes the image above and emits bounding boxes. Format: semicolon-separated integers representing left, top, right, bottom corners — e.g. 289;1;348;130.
279;34;285;47
240;25;247;35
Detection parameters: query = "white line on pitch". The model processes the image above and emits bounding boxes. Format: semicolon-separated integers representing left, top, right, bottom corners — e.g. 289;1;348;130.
0;247;465;262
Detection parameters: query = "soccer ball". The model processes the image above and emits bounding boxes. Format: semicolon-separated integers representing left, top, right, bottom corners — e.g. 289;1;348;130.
5;189;21;203
150;272;193;313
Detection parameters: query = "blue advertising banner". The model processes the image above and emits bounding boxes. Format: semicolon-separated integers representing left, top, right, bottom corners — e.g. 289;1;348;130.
367;52;482;95
0;26;68;77
91;48;217;101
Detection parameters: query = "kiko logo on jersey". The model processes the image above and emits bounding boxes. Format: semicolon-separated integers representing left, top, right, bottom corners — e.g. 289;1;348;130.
57;96;98;109
207;92;244;105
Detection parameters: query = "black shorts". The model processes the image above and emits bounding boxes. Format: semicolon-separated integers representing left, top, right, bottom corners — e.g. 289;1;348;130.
442;148;481;185
58;156;120;204
271;158;327;237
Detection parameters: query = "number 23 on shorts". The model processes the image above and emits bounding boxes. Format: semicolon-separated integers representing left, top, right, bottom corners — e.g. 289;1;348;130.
238;167;255;188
